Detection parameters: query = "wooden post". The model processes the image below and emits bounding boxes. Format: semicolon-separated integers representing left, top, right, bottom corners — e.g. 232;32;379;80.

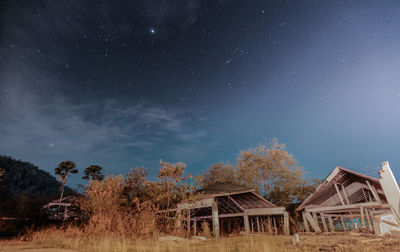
328;216;335;232
320;213;328;232
176;210;182;229
244;213;250;233
340;217;346;231
366;180;381;204
302;212;310;232
256;216;260;232
261;217;265;232
304;212;321;232
250;217;254;232
341;184;350;205
267;216;272;233
212;200;220;238
273;216;277;234
283;212;290;235
334;183;345;205
367;210;374;231
187;209;191;236
360;206;366;228
193;218;197;236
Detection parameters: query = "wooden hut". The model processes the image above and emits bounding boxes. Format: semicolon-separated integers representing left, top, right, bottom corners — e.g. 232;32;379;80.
296;166;392;233
175;182;289;237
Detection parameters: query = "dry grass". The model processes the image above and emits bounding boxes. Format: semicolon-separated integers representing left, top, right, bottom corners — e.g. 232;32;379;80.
20;227;400;252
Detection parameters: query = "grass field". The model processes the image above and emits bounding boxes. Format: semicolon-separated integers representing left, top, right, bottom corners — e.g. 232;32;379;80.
2;231;400;252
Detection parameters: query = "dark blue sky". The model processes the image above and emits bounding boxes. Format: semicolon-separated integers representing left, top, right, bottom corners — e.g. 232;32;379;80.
1;0;400;187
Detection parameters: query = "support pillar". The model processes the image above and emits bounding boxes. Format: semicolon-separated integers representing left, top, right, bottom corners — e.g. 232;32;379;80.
244;213;250;233
320;213;328;232
283;212;290;235
212;200;220;238
187;209;191;236
302;211;310;232
360;206;366;228
176;210;182;229
328;216;335;232
193;218;197;236
340;217;346;231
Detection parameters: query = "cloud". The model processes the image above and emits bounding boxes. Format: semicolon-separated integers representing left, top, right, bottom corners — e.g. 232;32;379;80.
0;66;211;178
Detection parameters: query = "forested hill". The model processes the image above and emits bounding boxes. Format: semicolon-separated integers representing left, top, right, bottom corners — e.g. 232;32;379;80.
0;155;74;204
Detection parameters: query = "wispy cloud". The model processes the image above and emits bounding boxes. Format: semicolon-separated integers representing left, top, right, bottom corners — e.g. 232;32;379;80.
0;71;210;179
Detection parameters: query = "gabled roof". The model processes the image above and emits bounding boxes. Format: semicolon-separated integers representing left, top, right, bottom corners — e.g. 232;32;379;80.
296;166;386;211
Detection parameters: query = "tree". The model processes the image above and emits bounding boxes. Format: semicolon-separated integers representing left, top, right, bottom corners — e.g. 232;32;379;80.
55;160;78;202
200;163;237;187
157;160;187;231
82;165;104;181
236;138;305;207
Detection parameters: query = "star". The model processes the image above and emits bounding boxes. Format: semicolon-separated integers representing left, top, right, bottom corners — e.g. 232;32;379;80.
150;28;155;34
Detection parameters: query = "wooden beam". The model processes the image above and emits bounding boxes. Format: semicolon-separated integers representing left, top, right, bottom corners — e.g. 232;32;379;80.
227;195;245;211
366;180;381;204
249;191;275;207
328;216;335;232
302;211;310;232
178;198;214;210
341;184;350;205
334;183;345;205
191;212;245;220
244;213;250;233
304;212;321;232
283;212;290;235
245;207;286;216
360;206;365;228
212;200;220;238
273;216;277;234
320;213;328;232
176;210;182;229
367;210;374;231
305;202;389;213
340;216;346;231
193;218;197;236
187;209;191;236
312;212;318;226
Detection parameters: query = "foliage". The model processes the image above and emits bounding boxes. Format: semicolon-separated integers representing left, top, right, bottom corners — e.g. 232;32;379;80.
200;163;237;187
55;160;78;202
82;165;104;181
236;138;307;207
79;175;157;238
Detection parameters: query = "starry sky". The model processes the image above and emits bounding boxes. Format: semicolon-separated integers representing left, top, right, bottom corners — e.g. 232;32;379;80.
1;0;400;187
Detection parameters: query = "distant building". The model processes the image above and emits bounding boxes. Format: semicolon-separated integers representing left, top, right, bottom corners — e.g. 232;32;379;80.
41;196;78;221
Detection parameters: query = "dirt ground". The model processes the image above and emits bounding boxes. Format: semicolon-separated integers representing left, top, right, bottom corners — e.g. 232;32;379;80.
1;232;400;252
0;240;75;252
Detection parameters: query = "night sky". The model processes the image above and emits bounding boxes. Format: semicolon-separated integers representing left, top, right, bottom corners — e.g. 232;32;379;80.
1;0;400;187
